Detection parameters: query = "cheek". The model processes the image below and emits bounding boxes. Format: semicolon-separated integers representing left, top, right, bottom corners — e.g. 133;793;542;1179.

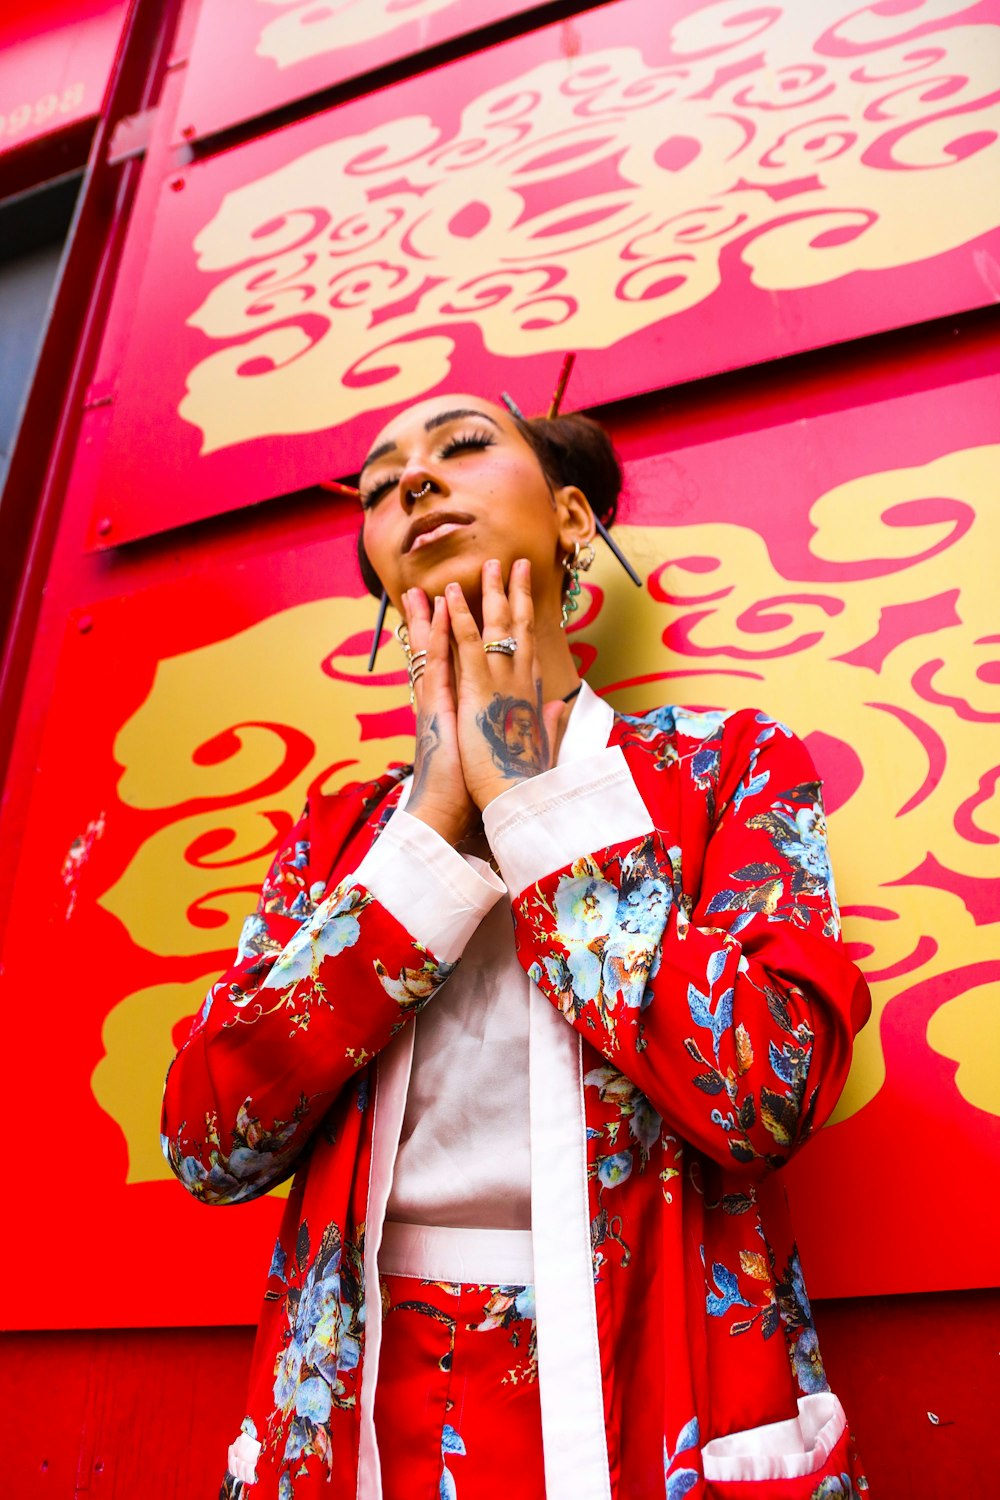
362;515;392;572
499;466;559;541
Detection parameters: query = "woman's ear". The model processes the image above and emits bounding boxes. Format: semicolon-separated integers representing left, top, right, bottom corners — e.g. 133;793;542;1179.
555;484;596;552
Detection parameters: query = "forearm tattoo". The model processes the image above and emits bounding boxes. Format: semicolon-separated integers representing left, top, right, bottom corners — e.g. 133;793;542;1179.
475;683;550;779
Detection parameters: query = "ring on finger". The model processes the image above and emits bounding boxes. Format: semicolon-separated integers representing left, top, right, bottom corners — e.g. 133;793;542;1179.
483;635;518;656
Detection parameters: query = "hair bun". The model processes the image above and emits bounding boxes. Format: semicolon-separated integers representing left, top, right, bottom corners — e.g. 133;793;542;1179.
520;412;622;528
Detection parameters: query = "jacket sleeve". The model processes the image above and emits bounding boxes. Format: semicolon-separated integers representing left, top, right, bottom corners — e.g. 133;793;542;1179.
483;709;871;1176
161;801;504;1204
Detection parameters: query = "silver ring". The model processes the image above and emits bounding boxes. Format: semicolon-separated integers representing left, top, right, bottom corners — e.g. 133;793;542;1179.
483;636;518;656
409;664;426;688
409;650;428;667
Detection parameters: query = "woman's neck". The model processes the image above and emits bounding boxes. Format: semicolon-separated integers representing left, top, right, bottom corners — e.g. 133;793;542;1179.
534;610;583;703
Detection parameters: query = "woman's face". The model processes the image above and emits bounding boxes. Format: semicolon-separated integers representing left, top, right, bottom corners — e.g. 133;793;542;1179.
359;393;570;618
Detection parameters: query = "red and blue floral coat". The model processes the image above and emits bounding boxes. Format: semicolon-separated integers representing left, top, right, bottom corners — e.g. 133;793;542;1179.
162;692;872;1499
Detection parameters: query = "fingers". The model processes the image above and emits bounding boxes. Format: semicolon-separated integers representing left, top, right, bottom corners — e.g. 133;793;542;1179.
444;580;492;695
443;580;482;647
480;558;512;647
403;588;451;713
446;562;541;701
424;595;452;693
508;558;534;637
446;561;533;650
401;587;431;648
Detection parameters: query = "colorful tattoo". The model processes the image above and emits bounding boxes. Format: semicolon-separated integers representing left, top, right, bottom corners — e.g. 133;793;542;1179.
476;684;549;779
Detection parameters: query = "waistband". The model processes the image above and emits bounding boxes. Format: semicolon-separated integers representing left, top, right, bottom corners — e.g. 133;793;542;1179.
379;1221;534;1285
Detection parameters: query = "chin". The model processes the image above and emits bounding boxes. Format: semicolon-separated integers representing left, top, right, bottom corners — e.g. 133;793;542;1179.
410;552;491;603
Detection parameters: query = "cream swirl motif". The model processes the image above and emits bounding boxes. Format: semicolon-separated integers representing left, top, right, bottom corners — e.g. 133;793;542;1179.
180;0;1000;453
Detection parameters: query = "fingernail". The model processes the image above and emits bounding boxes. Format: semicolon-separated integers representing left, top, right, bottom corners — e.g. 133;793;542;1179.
433;595;443;613
446;582;459;595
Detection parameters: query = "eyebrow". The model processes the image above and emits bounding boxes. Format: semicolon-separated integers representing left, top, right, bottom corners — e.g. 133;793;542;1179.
360;408;502;474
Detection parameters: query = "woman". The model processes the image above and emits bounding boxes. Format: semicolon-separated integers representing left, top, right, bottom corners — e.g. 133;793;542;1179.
161;393;872;1500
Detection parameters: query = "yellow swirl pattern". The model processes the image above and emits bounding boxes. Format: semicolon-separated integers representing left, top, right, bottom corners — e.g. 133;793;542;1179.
93;442;1000;1182
255;0;460;69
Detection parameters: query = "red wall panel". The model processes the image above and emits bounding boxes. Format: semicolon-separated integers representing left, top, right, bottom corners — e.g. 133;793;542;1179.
2;0;999;1492
0;0;127;161
6;1291;1000;1496
4;336;998;1330
175;0;555;143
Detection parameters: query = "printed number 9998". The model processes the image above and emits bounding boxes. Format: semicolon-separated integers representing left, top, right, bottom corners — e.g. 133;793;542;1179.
1;82;87;139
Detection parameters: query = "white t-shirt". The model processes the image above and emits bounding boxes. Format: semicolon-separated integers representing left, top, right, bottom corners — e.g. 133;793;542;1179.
355;682;616;1234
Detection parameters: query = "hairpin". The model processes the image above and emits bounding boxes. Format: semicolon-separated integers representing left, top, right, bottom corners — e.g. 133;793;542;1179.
515;352;641;589
318;476;388;671
318;477;389;671
547;352;575;420
320;479;362;499
367;590;389;672
592;515;641;586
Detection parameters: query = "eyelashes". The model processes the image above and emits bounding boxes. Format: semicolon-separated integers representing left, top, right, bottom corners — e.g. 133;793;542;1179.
441;428;496;459
360;476;398;511
360;429;496;509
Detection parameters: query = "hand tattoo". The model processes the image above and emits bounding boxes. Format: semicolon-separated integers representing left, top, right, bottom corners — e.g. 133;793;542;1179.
475;682;550;779
408;712;441;808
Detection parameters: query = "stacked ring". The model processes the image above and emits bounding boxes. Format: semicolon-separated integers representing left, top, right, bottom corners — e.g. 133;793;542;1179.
483;636;518;656
408;649;428;689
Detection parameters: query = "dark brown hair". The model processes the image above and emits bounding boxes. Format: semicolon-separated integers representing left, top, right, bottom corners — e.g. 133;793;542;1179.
356;409;623;598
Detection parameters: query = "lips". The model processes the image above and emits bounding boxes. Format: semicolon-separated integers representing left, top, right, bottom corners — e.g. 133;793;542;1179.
403;510;474;554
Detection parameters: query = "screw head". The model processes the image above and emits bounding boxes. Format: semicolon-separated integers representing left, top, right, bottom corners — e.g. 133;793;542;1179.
78;615;93;634
97;517;112;535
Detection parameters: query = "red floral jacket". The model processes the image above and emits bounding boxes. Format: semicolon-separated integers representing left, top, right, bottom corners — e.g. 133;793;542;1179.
162;696;872;1500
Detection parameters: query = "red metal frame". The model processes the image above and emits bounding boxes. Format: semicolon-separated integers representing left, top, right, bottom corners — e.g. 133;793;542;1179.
0;0;182;796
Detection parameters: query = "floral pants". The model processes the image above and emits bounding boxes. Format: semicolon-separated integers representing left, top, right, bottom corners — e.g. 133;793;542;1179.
375;1274;546;1500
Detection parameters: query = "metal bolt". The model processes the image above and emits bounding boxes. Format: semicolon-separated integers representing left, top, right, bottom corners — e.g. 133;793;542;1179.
78;615;93;634
97;517;112;535
169;175;185;191
181;124;196;140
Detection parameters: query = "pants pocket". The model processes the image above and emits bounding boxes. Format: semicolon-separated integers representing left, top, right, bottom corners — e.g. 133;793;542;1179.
701;1393;863;1497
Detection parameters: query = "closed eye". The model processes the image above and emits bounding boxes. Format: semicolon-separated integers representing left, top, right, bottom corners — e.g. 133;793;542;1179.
360;472;400;510
360;428;496;508
439;428;495;459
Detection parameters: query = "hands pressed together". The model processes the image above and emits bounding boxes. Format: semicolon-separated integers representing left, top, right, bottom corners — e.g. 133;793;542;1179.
401;559;574;847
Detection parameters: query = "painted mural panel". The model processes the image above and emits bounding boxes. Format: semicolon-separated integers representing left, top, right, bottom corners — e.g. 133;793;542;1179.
5;366;997;1328
0;0;127;161
174;0;549;143
89;0;1000;547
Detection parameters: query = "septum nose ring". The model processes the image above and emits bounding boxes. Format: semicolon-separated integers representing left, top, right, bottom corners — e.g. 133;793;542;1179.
408;480;432;501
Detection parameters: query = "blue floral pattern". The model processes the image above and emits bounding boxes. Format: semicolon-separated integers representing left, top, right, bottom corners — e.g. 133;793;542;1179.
268;1218;365;1491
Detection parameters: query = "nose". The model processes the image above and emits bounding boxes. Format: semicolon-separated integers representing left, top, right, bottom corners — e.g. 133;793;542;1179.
397;459;445;509
405;477;433;504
